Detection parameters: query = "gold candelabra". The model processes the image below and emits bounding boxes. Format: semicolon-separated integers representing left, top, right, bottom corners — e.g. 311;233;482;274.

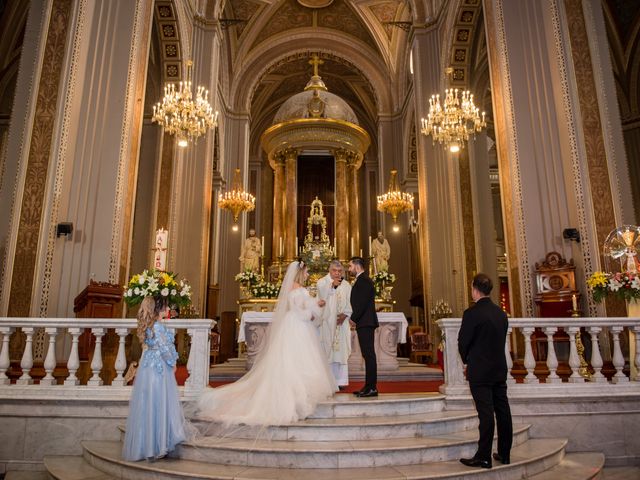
152;60;218;147
377;169;414;228
571;308;591;379
218;168;256;225
420;68;486;153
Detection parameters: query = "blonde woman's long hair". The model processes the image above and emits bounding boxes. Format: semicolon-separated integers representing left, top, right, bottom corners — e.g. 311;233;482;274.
136;296;164;345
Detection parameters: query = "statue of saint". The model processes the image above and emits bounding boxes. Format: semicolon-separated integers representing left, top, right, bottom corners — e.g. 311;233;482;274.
239;228;262;272
371;231;391;272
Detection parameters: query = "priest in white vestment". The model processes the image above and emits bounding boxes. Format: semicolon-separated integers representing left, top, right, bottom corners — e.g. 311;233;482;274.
316;260;353;388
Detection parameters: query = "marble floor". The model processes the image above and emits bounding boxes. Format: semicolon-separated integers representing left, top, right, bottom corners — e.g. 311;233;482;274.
601;466;640;479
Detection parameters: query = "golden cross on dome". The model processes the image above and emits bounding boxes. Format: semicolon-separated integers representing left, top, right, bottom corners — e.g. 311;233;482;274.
309;54;324;77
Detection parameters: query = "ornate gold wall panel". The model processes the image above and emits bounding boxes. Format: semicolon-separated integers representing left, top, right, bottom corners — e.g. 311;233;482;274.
7;0;72;317
483;0;522;317
458;148;477;303
156;132;175;230
564;0;623;317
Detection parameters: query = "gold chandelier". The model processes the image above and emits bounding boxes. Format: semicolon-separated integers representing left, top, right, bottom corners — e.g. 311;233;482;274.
377;169;414;231
152;60;218;147
218;168;255;229
420;69;486;153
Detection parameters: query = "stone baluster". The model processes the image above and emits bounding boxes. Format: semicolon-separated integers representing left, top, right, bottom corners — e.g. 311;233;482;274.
40;328;58;386
64;328;81;385
567;327;584;383
609;326;628;383
522;327;538;383
506;327;515;384
0;327;12;385
17;327;34;385
112;328;129;386
588;327;606;383
632;326;640;382
544;327;561;384
185;328;194;390
88;328;105;386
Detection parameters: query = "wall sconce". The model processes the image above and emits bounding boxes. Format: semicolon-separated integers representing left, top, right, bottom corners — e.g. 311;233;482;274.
56;222;73;238
562;228;580;243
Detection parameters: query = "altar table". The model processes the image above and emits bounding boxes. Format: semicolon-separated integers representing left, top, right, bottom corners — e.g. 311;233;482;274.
238;311;408;371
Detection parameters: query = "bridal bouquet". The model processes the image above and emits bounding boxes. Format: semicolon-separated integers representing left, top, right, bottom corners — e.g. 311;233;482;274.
586;270;640;303
123;269;192;307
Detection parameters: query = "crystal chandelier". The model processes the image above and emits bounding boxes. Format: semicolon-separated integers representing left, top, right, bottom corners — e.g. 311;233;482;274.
420;70;486;153
377;169;414;231
152;60;218;147
218;168;255;229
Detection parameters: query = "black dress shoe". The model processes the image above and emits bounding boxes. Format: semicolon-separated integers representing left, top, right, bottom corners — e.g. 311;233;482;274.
352;389;363;396
493;453;510;465
460;457;492;468
357;388;378;397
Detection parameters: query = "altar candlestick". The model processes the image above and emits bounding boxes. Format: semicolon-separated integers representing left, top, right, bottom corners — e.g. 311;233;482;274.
572;294;578;311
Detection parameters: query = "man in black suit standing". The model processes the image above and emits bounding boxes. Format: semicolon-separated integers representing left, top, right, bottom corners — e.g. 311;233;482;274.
348;256;378;397
458;273;512;469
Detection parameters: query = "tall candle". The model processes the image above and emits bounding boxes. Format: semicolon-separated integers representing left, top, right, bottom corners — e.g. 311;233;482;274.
350;237;354;256
279;237;283;257
261;236;265;256
359;248;363;258
572;294;578;311
369;236;373;257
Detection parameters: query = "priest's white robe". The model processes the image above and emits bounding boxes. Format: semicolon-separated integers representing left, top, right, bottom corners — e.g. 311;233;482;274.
316;274;352;386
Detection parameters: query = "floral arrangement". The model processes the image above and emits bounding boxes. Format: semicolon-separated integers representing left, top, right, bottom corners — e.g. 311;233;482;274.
250;281;281;299
372;271;396;297
587;270;640;303
235;269;262;286
123;269;192;308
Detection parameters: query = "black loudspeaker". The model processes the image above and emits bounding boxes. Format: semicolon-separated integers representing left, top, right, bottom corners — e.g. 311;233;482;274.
56;222;73;238
562;228;580;243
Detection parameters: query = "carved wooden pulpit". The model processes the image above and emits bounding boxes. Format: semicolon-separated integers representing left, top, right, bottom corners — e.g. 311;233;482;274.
534;251;580;317
74;280;123;383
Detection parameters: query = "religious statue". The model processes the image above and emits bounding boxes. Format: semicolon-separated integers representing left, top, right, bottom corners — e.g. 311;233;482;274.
300;197;333;281
239;228;262;272
371;231;391;272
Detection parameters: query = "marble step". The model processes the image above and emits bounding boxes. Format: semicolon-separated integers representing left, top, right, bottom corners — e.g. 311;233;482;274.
75;437;583;479
173;423;530;468
44;455;115;479
4;473;49;480
192;410;479;441
527;452;605;480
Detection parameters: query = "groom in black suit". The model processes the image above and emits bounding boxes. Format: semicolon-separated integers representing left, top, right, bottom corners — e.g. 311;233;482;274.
458;273;512;469
348;257;378;397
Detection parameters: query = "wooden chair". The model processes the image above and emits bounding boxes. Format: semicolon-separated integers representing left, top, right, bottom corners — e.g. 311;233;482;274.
410;332;432;364
408;325;424;337
209;331;220;366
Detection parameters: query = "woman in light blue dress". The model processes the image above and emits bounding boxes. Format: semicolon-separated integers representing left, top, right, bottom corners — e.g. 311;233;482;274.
122;296;187;461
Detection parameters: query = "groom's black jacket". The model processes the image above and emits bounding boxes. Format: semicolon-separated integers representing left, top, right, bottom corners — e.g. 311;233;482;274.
350;273;379;329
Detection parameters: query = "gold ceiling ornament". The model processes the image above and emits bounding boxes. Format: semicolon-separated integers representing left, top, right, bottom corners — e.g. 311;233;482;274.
420;68;486;153
218;168;255;228
152;60;218;148
377;169;414;231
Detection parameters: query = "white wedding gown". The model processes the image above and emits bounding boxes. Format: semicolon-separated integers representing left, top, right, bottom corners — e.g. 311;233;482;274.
191;281;336;427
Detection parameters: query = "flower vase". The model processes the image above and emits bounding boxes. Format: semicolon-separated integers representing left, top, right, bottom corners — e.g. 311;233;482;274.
628;299;640;380
240;285;251;299
382;285;394;302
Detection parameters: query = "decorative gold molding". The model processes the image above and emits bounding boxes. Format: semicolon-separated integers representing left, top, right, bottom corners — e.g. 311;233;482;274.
8;0;72;317
564;0;623;317
458;148;477;303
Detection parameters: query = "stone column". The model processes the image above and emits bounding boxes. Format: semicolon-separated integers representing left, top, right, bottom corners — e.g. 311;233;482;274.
334;149;349;260
284;148;298;261
271;153;285;263
347;152;360;257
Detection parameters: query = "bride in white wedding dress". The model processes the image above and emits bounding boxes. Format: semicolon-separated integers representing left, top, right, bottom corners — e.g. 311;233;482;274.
190;261;336;426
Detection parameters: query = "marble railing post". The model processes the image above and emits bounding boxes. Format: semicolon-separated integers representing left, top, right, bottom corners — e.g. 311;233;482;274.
610;326;628;384
88;328;105;386
506;327;516;384
632;326;640;381
522;327;538;384
284;148;298;260
437;319;466;390
335;149;349;260
544;327;561;383
40;327;58;386
0;327;11;385
588;327;606;383
17;328;34;385
112;328;128;387
64;328;81;386
184;326;210;393
568;326;584;383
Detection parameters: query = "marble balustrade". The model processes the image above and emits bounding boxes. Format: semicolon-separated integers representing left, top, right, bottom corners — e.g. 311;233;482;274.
0;317;213;400
438;317;640;398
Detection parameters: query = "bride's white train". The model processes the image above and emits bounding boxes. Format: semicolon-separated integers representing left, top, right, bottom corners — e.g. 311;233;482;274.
190;261;336;427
